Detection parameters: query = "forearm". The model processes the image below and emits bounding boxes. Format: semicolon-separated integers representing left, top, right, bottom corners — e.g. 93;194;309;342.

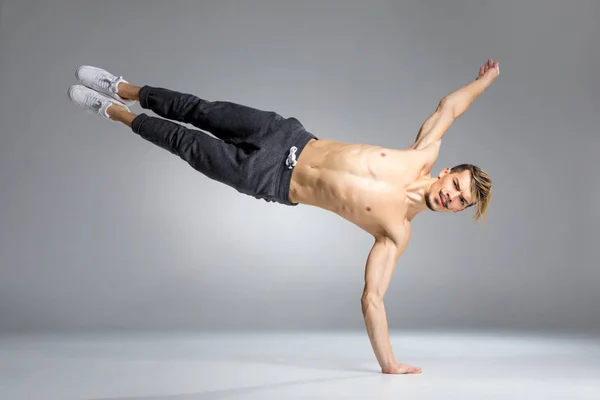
442;75;493;118
362;299;396;370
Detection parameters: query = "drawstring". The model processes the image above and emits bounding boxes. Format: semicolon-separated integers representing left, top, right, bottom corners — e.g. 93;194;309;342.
286;146;298;169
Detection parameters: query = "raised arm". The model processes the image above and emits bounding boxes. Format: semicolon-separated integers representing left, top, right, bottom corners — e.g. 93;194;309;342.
412;58;500;150
361;233;420;374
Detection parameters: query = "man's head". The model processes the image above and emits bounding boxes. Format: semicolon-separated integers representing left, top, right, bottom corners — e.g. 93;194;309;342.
425;164;492;223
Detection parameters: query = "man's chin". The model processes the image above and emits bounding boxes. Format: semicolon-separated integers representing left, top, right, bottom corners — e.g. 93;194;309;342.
425;194;435;211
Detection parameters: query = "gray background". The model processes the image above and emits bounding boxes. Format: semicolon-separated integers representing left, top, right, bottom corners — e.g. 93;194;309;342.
0;0;597;335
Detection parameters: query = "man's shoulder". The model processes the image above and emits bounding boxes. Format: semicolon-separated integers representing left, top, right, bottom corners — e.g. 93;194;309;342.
404;139;441;177
380;220;412;257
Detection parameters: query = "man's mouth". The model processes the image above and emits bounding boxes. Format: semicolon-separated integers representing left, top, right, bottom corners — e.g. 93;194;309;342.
439;192;446;208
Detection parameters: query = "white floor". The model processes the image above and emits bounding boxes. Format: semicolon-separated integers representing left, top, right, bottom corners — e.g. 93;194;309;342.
0;330;598;400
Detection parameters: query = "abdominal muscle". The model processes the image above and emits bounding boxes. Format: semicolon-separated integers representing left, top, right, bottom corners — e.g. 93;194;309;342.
289;139;423;237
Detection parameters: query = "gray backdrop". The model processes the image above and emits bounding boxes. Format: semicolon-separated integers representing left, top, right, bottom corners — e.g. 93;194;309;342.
0;0;597;335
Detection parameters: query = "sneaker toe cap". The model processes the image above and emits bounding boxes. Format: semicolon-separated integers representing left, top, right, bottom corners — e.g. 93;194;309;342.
75;65;101;84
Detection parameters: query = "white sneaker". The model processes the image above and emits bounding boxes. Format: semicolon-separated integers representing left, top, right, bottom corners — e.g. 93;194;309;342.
68;84;130;119
75;65;137;106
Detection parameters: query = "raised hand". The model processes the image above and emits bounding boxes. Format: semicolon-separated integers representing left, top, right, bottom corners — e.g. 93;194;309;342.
477;58;500;81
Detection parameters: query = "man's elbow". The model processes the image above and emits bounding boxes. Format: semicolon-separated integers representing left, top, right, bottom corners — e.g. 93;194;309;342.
438;96;450;108
438;97;458;118
361;292;384;315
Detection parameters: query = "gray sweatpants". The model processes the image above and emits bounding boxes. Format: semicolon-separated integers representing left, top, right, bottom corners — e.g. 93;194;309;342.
130;86;318;205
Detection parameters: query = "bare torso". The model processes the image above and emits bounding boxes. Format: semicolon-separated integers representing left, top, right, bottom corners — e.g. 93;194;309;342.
289;138;440;242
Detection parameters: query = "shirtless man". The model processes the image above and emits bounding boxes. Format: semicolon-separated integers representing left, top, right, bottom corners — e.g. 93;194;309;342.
68;58;499;375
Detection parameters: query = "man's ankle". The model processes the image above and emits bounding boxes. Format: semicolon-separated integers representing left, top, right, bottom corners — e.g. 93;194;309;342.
117;82;140;101
106;104;126;121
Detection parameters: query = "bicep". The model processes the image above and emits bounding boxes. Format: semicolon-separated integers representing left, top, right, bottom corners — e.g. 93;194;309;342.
412;102;455;150
362;236;404;300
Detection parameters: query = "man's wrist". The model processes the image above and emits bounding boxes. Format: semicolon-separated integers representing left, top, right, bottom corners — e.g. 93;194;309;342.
478;69;499;86
470;76;493;97
475;75;492;87
381;361;398;373
381;357;398;370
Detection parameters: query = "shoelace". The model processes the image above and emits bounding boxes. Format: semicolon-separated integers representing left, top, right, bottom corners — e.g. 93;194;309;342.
85;94;105;112
286;146;298;169
93;73;119;94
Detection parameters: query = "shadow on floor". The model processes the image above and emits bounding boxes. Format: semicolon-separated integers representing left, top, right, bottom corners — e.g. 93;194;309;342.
89;373;376;400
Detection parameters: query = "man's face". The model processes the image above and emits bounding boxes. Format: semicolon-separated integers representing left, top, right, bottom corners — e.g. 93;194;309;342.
425;168;474;213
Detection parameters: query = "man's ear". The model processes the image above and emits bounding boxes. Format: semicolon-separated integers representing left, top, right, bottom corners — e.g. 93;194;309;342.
438;168;451;178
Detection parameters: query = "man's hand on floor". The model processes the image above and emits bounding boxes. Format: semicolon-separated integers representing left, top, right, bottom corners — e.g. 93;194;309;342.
381;361;423;375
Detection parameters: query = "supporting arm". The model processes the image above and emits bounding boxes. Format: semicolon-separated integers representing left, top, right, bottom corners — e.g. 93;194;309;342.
361;233;415;373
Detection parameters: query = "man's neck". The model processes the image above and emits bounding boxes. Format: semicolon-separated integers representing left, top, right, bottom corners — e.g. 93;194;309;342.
405;176;437;220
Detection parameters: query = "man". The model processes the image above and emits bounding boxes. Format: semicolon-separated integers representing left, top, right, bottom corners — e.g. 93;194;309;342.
68;58;498;375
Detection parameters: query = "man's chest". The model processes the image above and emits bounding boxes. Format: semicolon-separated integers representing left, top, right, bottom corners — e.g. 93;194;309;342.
327;183;410;238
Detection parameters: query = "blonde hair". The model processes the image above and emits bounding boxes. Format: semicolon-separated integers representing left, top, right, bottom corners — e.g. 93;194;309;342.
451;164;492;224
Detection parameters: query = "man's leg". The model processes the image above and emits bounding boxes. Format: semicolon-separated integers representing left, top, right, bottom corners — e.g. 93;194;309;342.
111;104;255;192
75;65;284;148
68;84;259;195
